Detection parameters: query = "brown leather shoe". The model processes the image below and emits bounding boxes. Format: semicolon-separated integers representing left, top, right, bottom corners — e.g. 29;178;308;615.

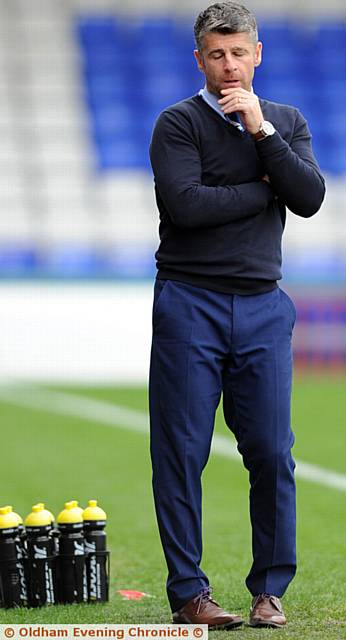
173;588;244;630
249;593;287;628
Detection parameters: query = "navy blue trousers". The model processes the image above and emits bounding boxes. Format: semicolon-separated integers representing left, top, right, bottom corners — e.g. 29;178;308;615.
149;280;297;612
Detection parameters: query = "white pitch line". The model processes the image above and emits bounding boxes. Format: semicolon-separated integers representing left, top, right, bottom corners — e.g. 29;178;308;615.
0;384;345;493
0;384;148;433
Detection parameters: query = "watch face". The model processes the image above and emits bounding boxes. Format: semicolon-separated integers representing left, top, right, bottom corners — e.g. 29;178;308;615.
262;121;275;136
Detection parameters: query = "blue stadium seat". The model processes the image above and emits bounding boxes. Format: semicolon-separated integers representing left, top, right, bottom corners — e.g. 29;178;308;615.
91;103;134;132
76;15;129;48
135;48;188;73
86;81;130;109
257;21;295;46
317;23;346;48
142;71;191;98
0;246;39;275
83;51;133;76
130;16;177;45
174;23;196;54
46;246;107;278
108;246;156;278
96;139;149;170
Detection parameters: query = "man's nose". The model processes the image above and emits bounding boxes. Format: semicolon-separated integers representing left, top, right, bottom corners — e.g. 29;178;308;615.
224;54;237;72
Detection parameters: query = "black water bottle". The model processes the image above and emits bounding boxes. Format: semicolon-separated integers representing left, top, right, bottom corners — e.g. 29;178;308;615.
57;500;87;603
0;506;27;608
13;510;28;607
25;504;57;607
83;500;109;602
36;503;59;556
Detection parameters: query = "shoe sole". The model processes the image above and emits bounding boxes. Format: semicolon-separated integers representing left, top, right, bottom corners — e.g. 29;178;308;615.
209;620;244;631
249;621;286;629
173;620;244;630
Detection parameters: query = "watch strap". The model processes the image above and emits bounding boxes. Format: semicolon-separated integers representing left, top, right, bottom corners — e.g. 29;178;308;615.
252;120;275;141
252;129;267;141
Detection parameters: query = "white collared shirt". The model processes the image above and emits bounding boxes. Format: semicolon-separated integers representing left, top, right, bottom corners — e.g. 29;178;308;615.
198;86;245;131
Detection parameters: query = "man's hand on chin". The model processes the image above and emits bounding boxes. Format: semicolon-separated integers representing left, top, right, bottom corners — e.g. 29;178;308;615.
218;88;263;134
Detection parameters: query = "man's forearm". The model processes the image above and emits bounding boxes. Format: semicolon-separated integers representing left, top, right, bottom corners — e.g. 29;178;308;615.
159;179;274;229
255;132;326;218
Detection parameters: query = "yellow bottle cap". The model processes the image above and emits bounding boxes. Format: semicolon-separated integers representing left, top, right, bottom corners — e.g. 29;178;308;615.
25;504;52;527
65;500;84;518
35;503;55;524
83;499;107;521
57;500;83;524
12;510;23;526
0;506;20;529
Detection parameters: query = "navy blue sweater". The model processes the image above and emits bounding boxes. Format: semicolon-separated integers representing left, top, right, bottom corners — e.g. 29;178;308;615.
149;94;325;294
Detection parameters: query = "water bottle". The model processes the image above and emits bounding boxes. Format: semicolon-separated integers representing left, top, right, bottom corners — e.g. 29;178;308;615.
12;508;28;607
0;506;28;607
25;504;57;607
57;500;87;603
35;503;59;556
83;500;109;602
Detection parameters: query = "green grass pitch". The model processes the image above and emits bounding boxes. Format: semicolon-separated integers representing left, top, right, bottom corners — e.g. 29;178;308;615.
0;375;345;638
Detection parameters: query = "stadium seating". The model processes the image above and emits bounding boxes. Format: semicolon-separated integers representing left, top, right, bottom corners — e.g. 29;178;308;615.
76;15;346;175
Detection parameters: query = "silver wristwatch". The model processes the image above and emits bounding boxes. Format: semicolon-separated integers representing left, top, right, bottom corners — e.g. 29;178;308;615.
252;120;276;141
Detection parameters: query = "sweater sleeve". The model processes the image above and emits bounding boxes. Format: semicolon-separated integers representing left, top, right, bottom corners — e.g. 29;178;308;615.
149;109;274;230
255;110;326;218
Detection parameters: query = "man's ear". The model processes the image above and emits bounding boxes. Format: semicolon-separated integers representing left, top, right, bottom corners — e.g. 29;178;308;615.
254;41;262;67
194;49;205;73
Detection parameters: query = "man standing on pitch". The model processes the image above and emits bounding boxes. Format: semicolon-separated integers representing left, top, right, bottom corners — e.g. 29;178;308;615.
149;1;325;629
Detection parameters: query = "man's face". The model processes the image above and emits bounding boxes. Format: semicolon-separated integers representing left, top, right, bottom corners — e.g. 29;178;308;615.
194;31;262;96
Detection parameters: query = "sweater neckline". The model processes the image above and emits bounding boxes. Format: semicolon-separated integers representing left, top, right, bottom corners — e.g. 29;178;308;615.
193;93;268;132
193;94;246;136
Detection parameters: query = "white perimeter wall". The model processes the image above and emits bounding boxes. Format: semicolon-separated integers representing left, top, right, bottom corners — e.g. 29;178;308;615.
0;284;154;384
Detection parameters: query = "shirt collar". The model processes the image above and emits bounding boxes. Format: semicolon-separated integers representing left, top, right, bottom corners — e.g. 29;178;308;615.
199;85;253;131
199;86;228;121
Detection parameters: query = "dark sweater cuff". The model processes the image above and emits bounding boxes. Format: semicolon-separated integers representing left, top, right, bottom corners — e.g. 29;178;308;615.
254;131;289;158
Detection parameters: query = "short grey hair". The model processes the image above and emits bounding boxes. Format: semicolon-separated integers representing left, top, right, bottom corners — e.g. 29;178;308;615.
194;2;258;52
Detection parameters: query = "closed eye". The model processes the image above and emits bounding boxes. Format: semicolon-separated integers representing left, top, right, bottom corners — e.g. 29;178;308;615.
209;51;224;59
232;48;248;56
